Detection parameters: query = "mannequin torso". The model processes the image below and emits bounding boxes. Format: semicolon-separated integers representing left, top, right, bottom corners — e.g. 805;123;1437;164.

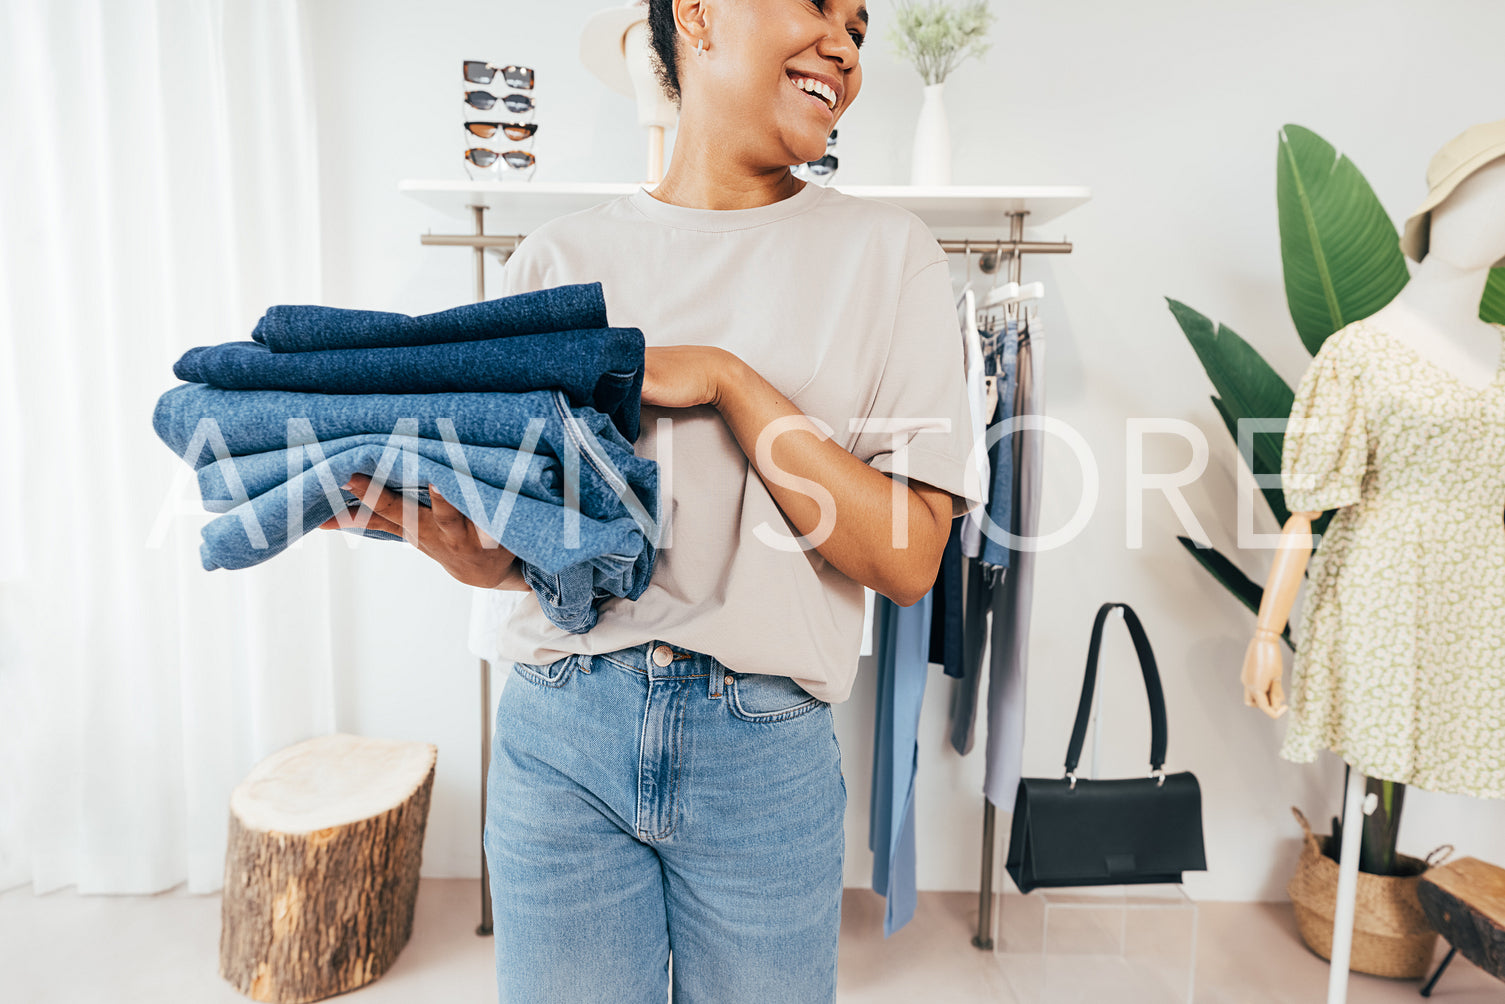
1242;154;1505;719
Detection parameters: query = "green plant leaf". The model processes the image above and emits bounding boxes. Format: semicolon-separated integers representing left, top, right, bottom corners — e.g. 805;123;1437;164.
1175;536;1294;649
1167;298;1295;432
1277;125;1411;354
1210;396;1291;527
1483;267;1505;324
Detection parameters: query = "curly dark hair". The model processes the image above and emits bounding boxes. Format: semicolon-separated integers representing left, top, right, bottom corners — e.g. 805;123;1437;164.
645;0;685;107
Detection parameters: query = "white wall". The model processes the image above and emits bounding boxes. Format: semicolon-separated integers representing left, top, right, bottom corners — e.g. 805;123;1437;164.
302;0;1505;901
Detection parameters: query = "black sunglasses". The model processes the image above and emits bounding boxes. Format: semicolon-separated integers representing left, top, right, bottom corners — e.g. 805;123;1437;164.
465;148;537;171
463;62;534;89
464;121;538;142
464;90;535;114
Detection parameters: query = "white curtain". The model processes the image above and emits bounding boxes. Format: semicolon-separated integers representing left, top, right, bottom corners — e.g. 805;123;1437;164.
0;0;338;894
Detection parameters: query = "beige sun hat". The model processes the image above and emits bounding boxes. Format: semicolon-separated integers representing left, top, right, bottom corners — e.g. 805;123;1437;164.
1400;117;1505;267
580;0;650;99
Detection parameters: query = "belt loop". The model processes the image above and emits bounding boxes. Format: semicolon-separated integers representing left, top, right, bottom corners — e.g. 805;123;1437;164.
708;656;724;699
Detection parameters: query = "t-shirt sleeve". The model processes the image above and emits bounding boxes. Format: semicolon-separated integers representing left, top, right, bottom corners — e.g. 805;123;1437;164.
1280;334;1369;513
850;255;987;519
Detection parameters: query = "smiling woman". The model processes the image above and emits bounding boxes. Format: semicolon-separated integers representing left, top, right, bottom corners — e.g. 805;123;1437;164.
463;0;983;1000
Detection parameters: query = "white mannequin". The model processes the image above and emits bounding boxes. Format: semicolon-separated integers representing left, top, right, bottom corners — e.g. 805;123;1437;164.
622;21;679;183
1242;154;1505;714
1241;149;1505;1004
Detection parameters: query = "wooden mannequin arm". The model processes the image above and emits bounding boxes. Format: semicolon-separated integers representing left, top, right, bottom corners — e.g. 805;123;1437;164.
1240;511;1320;718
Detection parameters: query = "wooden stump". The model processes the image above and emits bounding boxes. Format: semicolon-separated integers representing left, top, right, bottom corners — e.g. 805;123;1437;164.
1417;856;1505;984
219;733;438;1003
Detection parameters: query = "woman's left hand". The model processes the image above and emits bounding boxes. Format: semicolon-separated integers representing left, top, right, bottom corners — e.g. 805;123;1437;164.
640;345;741;410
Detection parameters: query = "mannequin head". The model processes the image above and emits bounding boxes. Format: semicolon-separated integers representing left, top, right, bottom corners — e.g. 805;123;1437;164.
624;21;679;128
1423;155;1505;271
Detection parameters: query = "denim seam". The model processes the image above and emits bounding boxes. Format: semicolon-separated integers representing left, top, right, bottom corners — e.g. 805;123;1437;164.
512;657;572;688
660;690;683;841
636;679;653;840
551;390;657;539
598;652;643;674
727;681;822;723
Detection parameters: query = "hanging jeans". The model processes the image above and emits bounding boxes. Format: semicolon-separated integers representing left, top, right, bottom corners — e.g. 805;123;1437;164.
979;320;1020;572
485;641;845;1003
174;326;645;442
153;383;661;632
869;592;932;937
984;326;1043;809
252;281;609;353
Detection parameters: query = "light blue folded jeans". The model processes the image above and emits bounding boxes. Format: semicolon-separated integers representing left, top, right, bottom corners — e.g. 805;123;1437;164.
485;641;846;1003
153;383;662;632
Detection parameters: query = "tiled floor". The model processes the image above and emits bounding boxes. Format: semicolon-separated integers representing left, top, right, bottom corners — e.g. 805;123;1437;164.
2;880;1500;1002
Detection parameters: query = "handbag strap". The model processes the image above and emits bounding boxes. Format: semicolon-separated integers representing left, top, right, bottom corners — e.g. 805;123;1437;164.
1063;602;1168;776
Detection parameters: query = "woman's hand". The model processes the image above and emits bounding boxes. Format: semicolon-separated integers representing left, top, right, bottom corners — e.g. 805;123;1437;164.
640;345;736;409
318;474;520;588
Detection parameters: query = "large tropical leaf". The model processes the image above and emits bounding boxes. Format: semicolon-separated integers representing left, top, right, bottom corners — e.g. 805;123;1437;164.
1277;124;1411;354
1167;299;1294;426
1210;395;1290;528
1483;268;1505;324
1175;537;1294;649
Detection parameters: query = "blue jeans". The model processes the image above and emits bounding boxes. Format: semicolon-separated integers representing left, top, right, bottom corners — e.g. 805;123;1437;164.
175;327;645;443
154;384;661;632
253;282;608;353
484;641;846;1003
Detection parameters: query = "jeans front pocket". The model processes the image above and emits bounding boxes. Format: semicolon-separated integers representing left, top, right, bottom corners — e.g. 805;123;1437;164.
725;671;824;724
511;653;577;688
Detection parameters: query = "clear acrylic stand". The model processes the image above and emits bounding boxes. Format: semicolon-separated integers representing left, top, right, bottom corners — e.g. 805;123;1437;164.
989;607;1198;1002
993;883;1198;1003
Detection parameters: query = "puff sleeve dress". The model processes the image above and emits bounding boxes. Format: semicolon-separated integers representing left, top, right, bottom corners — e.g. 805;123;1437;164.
1279;317;1505;798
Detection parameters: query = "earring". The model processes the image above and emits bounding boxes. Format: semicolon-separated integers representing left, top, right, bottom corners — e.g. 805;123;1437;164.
696;38;706;56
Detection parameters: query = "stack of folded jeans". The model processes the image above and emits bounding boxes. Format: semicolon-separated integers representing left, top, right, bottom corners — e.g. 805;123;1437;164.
152;282;661;634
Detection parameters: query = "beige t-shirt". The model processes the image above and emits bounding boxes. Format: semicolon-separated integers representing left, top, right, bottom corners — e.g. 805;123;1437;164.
492;180;984;704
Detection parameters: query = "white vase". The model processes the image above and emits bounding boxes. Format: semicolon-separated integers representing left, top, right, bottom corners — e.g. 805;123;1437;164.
909;81;951;186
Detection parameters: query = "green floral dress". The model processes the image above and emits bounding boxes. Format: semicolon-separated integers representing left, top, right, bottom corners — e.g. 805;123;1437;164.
1280;316;1505;797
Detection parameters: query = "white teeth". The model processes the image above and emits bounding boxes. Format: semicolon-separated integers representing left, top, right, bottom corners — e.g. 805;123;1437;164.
791;75;836;110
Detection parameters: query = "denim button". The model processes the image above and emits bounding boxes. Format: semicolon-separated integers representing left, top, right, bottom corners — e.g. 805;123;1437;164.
724;674;734;685
652;645;674;667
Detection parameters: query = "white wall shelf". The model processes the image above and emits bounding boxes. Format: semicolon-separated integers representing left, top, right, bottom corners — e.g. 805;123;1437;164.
398;179;1092;237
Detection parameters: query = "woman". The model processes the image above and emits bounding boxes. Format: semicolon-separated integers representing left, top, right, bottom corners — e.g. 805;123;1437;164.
338;0;981;999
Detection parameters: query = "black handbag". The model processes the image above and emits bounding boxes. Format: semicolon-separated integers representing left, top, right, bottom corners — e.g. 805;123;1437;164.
1005;602;1207;894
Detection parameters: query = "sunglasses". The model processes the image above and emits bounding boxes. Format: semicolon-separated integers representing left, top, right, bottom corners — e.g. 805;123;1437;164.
465;148;537;171
462;62;534;89
464;121;538;142
464;90;535;115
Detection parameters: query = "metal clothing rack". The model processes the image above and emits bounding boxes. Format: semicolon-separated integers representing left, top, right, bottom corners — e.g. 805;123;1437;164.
418;199;1077;943
936;211;1072;953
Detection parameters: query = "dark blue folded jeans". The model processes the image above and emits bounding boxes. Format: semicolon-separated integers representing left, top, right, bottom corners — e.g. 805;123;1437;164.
252;282;609;353
174;327;645;443
153;383;662;633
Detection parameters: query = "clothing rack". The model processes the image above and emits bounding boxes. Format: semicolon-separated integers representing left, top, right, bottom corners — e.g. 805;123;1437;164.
417;200;1077;943
937;210;1070;952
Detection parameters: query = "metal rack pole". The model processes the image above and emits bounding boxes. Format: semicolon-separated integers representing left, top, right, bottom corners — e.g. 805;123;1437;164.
462;203;497;939
478;657;493;936
972;212;1029;952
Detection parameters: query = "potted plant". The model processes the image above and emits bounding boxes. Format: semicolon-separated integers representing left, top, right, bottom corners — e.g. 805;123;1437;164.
1166;123;1505;976
885;0;995;185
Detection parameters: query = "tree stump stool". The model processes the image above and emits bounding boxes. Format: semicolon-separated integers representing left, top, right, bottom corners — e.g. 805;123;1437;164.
1416;856;1505;997
219;733;438;1003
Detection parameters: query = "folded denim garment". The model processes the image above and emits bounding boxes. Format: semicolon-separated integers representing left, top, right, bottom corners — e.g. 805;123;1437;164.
194;433;559;512
174;327;645;442
153;383;662;633
252;282;609;354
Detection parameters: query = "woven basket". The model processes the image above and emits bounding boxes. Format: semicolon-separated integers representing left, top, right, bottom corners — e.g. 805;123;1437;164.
1286;806;1450;980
